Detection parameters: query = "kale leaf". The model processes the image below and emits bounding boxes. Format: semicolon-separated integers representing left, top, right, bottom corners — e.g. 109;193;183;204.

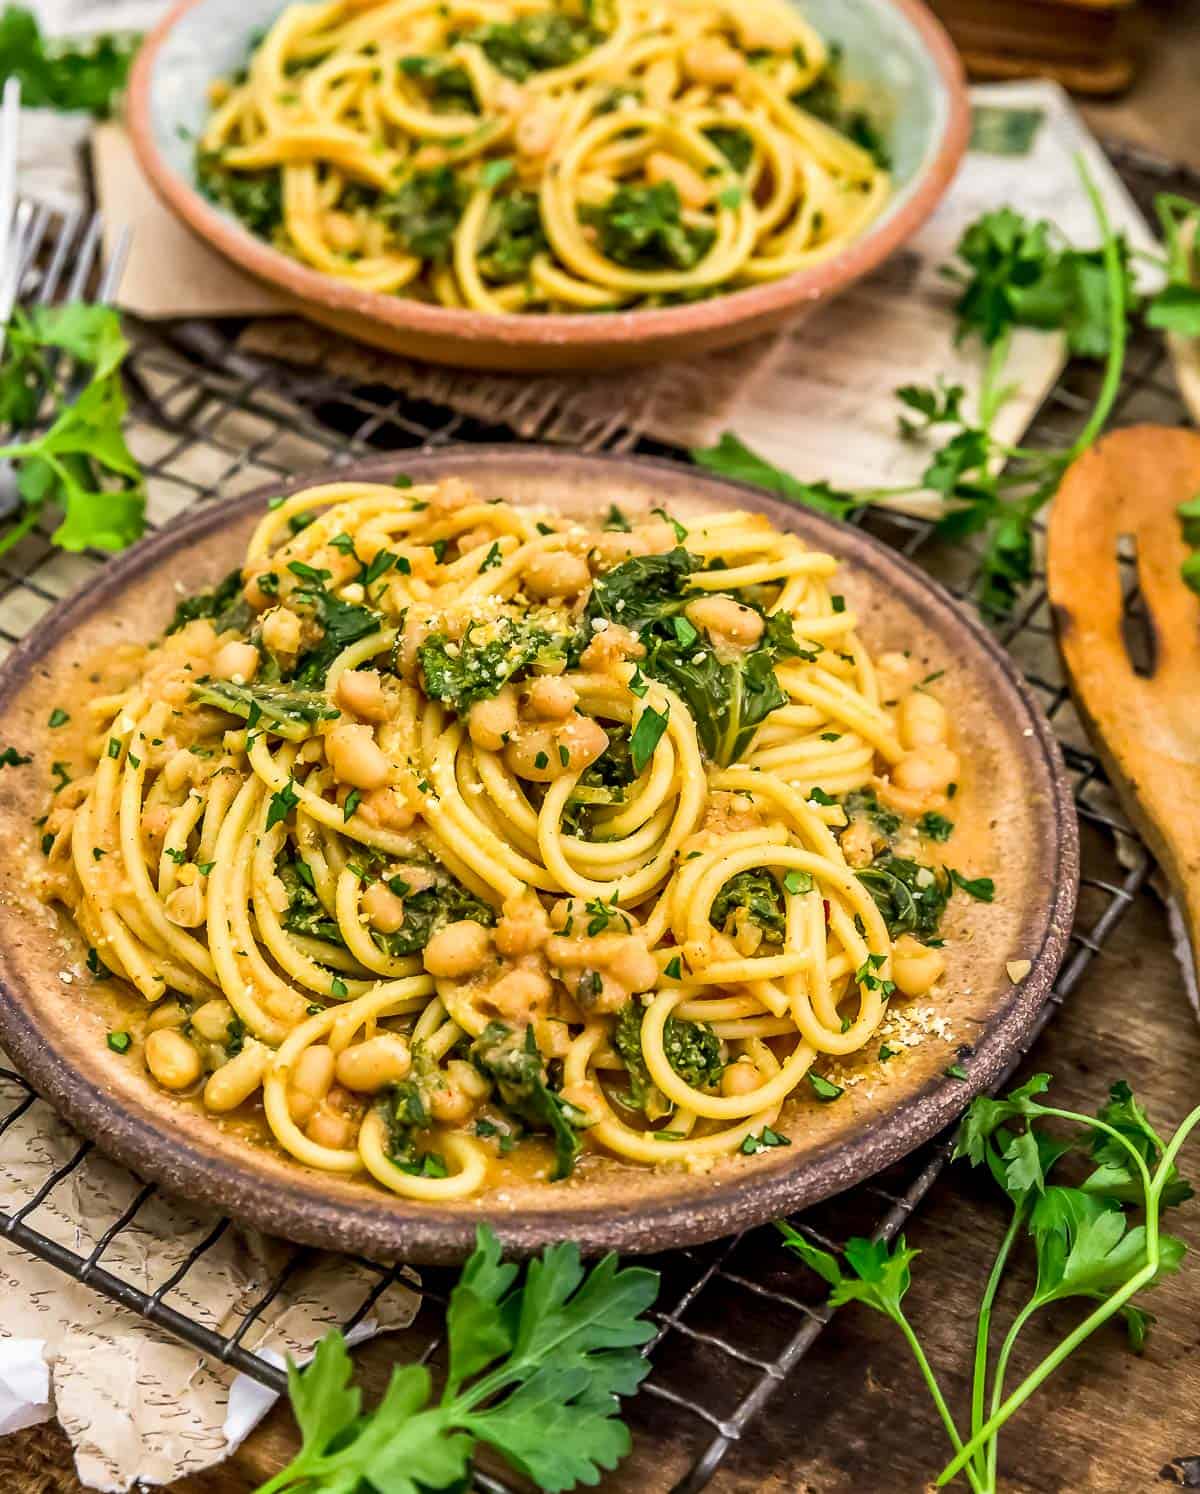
841;787;901;840
376;876;496;957
582;547;699;635
562;724;636;837
856;853;950;941
167;567;252;636
612;1003;722;1115
703;125;754;174
290;587;382;688
397;53;478;112
277;853;343;946
469;1022;585;1180
381;166;467;262
663;1018;723;1090
192;679;339;742
710;868;786;943
469;11;599;81
585;182;714;271
583;547;797;765
380;1071;450;1176
791;43;890;169
645;634;786;765
613;1002;668;1119
418;618;563;712
196;151;283;238
480;191;548;283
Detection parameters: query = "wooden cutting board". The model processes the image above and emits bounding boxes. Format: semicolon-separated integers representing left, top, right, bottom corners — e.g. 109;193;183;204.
931;0;1140;95
1047;424;1200;977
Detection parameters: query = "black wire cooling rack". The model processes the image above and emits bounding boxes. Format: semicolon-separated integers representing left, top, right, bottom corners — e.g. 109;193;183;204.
0;141;1194;1492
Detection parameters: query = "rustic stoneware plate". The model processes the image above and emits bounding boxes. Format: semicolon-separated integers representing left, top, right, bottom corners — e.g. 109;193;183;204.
0;450;1076;1263
126;0;970;372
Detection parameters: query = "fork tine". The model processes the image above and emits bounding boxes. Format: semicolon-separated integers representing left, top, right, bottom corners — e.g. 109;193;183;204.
97;225;132;304
0;78;19;267
64;211;103;302
13;202;51;298
0;79;23;359
38;203;82;305
0;199;34;319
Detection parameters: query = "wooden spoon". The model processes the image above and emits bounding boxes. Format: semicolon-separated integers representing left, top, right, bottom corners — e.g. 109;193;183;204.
1047;424;1200;976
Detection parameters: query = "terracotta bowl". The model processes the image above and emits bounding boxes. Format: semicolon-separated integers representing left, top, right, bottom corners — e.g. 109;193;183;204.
126;0;970;372
0;449;1076;1262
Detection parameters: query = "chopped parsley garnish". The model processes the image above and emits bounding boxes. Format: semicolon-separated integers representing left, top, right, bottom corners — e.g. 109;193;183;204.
106;1030;132;1054
629;704;668;774
266;779;300;830
362;550;398;587
741;1126;791;1154
950;869;995;902
808;1073;845;1102
918;811;956;842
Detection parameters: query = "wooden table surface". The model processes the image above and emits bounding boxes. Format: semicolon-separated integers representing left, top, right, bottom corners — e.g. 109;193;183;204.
5;10;1200;1494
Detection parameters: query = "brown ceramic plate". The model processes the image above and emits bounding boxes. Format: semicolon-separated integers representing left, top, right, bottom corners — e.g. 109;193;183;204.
0;449;1076;1262
125;0;970;372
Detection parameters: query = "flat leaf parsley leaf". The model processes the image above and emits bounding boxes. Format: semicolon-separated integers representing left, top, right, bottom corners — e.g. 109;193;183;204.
254;1224;657;1494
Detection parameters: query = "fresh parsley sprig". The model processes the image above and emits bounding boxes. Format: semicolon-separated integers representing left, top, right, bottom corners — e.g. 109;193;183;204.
0;303;145;555
778;1074;1200;1492
256;1224;658;1494
693;158;1142;617
0;5;139;117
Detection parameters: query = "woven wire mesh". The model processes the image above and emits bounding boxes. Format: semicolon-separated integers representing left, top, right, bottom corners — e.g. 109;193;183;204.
0;140;1191;1491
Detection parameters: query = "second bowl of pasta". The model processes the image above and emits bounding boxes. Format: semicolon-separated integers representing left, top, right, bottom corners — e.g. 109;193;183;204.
127;0;969;369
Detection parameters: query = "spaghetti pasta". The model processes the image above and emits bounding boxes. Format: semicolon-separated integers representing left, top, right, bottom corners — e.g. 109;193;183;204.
41;475;970;1201
196;0;890;313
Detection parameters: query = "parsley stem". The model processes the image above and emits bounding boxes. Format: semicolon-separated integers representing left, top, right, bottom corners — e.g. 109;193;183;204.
892;1310;987;1494
937;1263;1155;1486
941;1102;1200;1487
969;1199;1026;1484
1065;157;1128;461
0;500;41;557
982;1296;1041;1490
1035;1105;1155;1200
977;330;1013;429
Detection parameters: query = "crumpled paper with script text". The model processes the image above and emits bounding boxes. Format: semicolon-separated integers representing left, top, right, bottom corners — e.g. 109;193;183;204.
0;1071;419;1490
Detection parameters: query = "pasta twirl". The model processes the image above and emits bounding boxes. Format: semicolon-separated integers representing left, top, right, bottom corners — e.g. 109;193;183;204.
196;0;890;313
40;476;968;1201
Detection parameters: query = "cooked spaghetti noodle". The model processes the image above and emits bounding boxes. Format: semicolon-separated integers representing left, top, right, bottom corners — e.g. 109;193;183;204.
196;0;890;313
41;476;967;1200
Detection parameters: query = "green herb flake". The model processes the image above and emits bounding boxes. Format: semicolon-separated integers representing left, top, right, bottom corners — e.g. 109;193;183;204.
266;779;300;830
741;1126;791;1154
808;1072;845;1102
951;868;995;902
630;704;669;774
